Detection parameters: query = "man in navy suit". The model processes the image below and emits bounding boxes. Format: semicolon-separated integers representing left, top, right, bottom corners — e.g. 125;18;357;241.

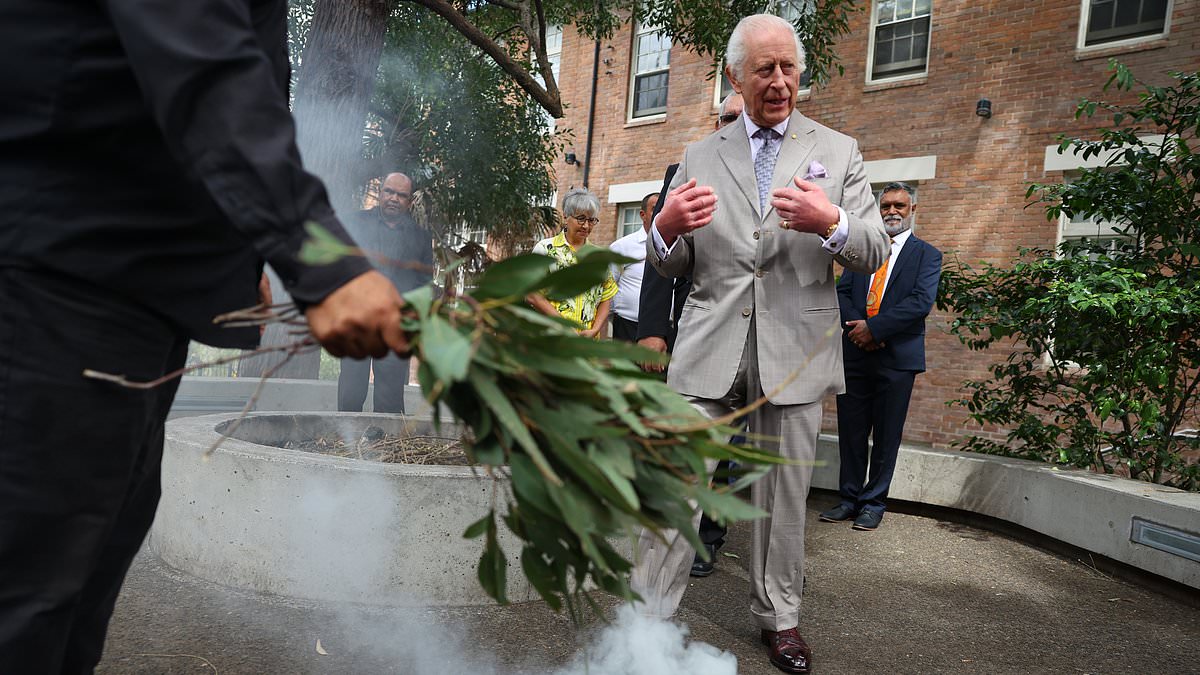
820;182;942;531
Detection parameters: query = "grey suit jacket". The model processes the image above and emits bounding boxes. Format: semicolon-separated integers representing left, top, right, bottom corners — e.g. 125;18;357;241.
647;111;889;405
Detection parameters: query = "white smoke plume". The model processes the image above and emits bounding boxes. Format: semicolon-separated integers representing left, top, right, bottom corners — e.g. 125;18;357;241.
553;605;737;675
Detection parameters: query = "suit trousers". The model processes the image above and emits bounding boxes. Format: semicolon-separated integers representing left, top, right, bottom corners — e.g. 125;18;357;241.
631;320;820;631
835;364;916;514
0;266;187;673
337;354;410;413
611;314;639;343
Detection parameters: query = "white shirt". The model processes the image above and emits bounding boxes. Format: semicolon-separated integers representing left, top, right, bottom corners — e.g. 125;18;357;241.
608;226;649;322
651;112;850;258
869;228;912;300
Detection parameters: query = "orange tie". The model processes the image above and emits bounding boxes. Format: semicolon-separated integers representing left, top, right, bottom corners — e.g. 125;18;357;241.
866;257;889;318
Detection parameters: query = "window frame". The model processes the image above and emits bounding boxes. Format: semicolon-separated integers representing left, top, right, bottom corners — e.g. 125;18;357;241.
628;22;671;121
866;0;933;84
1076;0;1173;51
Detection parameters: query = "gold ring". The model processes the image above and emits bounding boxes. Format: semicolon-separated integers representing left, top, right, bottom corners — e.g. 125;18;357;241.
780;220;790;230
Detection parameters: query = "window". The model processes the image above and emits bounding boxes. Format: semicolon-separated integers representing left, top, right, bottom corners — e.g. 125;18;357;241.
1081;0;1170;47
1057;173;1133;258
869;0;932;81
630;23;671;119
618;204;644;237
545;25;563;84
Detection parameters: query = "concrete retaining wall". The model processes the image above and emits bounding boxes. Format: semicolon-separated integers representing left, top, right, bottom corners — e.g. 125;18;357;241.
150;413;534;606
812;435;1200;590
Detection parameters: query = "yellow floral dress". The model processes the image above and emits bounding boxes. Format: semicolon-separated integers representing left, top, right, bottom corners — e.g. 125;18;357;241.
532;231;618;330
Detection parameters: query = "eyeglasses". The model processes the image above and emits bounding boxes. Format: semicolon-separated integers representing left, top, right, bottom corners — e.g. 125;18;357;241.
718;113;740;124
570;215;599;226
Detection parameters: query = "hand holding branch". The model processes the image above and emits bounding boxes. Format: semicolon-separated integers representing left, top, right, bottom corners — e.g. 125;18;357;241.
305;270;411;359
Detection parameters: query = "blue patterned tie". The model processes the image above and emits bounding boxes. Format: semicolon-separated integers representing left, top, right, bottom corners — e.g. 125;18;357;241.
753;128;781;216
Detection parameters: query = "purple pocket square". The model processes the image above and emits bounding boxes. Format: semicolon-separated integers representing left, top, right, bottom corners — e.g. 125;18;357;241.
804;160;828;180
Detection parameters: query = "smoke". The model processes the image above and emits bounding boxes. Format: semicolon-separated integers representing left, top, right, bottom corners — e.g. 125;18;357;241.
553;605;737;675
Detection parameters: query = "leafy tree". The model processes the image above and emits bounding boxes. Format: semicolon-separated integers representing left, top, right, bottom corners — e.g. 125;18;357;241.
938;62;1200;491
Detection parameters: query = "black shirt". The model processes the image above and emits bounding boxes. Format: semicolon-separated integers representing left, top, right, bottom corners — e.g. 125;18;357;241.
345;208;434;295
0;0;369;347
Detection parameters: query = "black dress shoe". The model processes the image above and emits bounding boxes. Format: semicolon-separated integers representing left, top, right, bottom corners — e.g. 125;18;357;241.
761;628;812;674
852;509;883;531
818;503;857;522
690;543;718;577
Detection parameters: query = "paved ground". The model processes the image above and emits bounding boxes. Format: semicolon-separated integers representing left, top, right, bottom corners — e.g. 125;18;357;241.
99;491;1199;674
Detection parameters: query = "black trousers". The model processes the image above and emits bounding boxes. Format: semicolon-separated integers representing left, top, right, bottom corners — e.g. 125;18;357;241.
835;364;917;515
0;267;187;673
611;314;639;343
337;354;409;413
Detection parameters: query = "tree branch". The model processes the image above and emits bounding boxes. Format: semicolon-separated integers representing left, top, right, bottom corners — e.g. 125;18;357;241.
404;0;564;117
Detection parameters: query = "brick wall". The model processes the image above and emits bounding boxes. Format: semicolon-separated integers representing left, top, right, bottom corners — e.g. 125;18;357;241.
551;1;1199;448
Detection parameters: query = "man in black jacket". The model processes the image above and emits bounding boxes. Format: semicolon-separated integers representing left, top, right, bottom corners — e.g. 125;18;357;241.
338;172;434;414
0;1;410;670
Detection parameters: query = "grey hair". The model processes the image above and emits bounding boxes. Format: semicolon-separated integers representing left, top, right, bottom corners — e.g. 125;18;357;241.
561;187;600;219
882;181;917;204
726;14;806;82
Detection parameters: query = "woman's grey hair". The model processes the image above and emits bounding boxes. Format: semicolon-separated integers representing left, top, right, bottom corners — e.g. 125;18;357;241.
726;14;806;82
561;187;600;219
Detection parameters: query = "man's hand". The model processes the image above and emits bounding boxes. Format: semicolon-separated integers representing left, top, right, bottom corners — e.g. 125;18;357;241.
771;177;839;234
636;336;668;372
257;272;273;337
305;271;409;359
845;319;884;351
655;178;717;245
579;326;602;339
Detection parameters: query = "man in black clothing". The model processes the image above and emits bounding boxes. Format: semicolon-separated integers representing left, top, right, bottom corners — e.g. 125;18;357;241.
338;172;434;414
0;1;411;671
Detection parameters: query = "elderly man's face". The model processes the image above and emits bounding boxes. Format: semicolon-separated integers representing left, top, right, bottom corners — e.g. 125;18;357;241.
728;25;801;129
380;174;413;221
879;189;916;236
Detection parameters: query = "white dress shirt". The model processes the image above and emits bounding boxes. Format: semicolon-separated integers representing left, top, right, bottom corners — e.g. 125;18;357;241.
608;226;649;322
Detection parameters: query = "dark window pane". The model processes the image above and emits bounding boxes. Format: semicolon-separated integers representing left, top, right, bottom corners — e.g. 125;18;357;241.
1114;0;1141;26
1089;1;1114;31
633;72;669;117
913;31;928;58
894;36;912;61
1145;0;1168;21
877;24;894;41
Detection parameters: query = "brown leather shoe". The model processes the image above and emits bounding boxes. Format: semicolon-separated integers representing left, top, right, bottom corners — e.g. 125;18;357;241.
760;628;812;674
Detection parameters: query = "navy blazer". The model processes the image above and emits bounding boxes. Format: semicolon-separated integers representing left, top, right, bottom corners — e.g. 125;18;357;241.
837;233;942;373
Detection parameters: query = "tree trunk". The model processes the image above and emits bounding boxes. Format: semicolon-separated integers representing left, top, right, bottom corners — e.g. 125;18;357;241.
242;0;391;380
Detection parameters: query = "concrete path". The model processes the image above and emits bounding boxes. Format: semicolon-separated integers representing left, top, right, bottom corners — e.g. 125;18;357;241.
99;492;1199;674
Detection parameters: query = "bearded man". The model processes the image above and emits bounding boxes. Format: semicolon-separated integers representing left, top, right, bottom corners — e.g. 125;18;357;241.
820;181;942;531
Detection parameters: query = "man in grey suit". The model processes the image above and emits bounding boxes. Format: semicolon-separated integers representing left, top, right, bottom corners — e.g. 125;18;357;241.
632;13;889;674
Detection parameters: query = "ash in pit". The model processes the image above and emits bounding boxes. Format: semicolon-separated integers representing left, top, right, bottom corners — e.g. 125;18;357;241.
284;425;470;465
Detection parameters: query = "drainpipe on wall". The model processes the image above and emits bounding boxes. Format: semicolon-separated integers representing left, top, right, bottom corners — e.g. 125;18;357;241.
581;35;601;188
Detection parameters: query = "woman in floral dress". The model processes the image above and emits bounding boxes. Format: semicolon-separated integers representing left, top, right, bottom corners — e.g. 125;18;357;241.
528;188;618;338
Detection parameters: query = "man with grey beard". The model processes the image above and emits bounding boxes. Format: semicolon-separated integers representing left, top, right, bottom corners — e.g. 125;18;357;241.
820;182;942;531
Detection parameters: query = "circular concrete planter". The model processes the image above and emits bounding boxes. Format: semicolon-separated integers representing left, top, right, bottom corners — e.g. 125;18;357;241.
150;413;532;606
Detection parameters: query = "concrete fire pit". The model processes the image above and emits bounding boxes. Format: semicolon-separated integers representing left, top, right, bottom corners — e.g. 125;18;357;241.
149;412;533;606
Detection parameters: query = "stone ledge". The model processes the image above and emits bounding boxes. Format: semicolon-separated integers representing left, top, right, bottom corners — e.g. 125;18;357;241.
812;435;1200;590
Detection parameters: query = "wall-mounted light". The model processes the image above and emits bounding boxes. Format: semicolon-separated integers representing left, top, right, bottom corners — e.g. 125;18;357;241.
976;98;993;119
564;152;579;166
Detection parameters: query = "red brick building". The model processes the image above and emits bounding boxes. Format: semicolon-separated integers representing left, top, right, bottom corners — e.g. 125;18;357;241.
548;0;1198;448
